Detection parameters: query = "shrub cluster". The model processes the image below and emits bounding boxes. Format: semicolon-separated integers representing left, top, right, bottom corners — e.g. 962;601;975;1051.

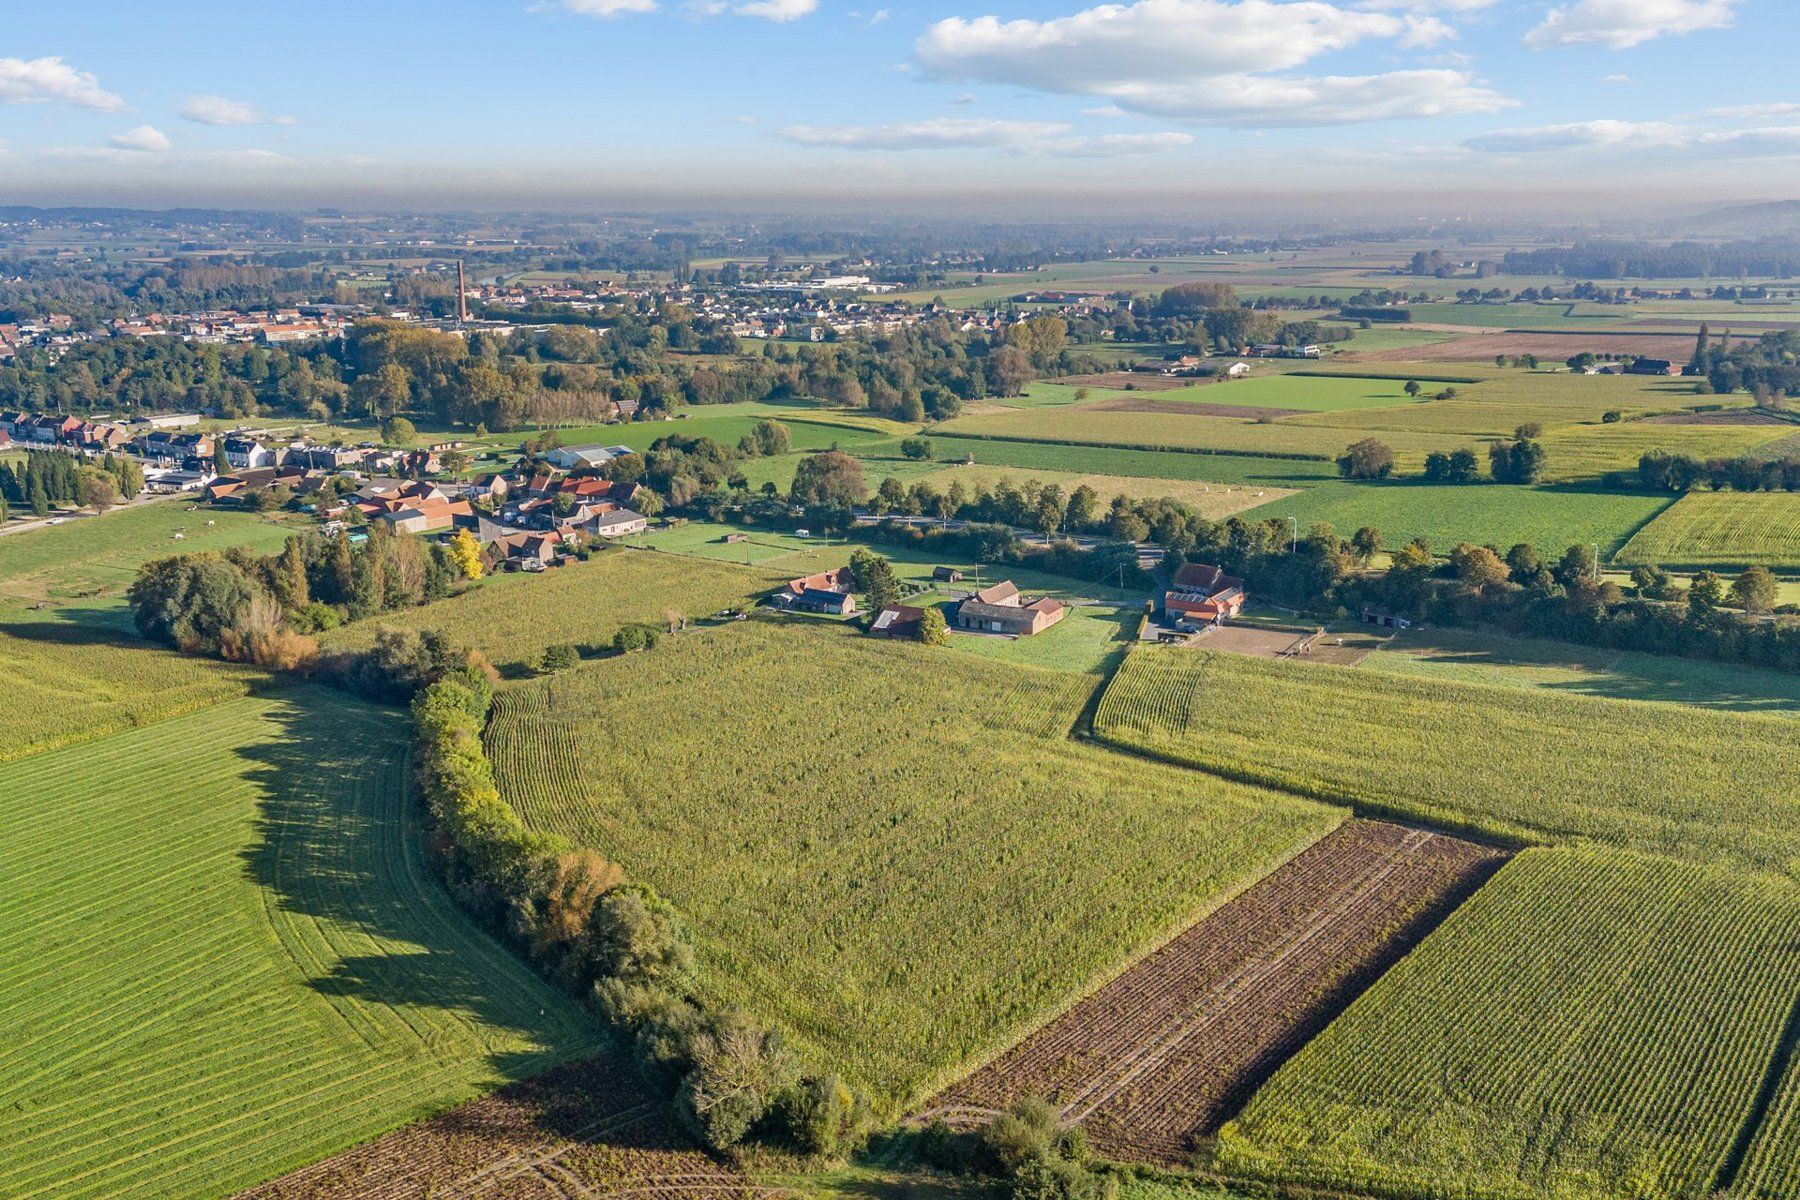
915;1099;1116;1200
412;675;865;1157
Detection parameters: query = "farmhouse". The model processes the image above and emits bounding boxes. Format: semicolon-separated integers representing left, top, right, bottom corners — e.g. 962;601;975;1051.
1163;562;1246;625
1625;358;1680;377
955;580;1066;636
791;588;858;616
788;567;854;596
483;529;563;571
869;604;926;639
376;496;473;534
221;437;274;470
543;444;633;470
932;566;965;583
586;508;648;539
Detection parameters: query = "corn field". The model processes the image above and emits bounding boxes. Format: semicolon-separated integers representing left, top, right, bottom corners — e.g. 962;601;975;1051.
1093;647;1800;879
1215;847;1800;1200
485;621;1340;1108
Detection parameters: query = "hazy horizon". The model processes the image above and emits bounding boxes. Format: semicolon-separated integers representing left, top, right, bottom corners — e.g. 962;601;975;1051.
5;0;1799;219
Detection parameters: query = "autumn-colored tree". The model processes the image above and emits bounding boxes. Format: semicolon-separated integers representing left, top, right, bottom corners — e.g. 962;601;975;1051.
445;528;483;580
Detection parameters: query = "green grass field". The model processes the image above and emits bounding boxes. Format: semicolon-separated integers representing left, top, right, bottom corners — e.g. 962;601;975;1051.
1250;481;1673;558
0;610;268;761
933;407;1467;470
1617;490;1800;570
0;500;301;611
925;437;1338;487
322;548;781;671
1291;374;1717;439
1217;846;1800;1200
1131;375;1434;413
1400;301;1632;330
908;464;1293;519
487;622;1338;1106
0;688;603;1200
1093;647;1799;877
1363;625;1800;717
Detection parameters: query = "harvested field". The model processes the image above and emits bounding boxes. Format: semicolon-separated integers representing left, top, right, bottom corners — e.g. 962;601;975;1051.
232;1058;767;1200
1059;372;1196;392
1088;397;1306;420
928;820;1507;1165
1642;409;1795;425
1190;624;1311;659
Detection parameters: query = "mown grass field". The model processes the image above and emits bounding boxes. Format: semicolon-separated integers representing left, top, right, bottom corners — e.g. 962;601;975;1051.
909;464;1294;518
1617;490;1800;570
1363;625;1800;717
322;548;779;671
0;500;300;610
926;436;1338;487
487;622;1339;1106
0;689;602;1200
933;407;1466;470
1399;301;1631;330
1290;374;1717;439
1132;375;1431;413
0;610;268;761
1216;847;1800;1200
1093;647;1799;877
1250;481;1672;558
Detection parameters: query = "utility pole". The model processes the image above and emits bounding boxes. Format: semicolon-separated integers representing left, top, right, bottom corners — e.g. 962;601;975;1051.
456;260;470;324
1590;542;1600;583
1288;516;1298;553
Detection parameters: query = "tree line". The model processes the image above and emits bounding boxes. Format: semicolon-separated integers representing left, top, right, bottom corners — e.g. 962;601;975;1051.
414;673;867;1158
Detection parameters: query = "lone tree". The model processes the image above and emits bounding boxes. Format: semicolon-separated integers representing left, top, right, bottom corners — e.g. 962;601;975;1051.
1337;438;1396;480
917;606;949;646
1404;380;1422;398
1731;566;1778;614
789;450;866;508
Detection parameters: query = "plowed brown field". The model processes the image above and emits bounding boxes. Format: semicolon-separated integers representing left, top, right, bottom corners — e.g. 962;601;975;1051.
232;1058;780;1200
926;819;1507;1164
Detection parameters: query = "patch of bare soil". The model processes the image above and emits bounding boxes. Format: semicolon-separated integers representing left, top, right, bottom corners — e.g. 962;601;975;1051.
925;820;1509;1165
232;1058;782;1200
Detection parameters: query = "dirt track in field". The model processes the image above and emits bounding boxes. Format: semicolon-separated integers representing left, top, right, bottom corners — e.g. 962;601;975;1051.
232;1058;779;1200
1086;397;1305;420
924;819;1508;1165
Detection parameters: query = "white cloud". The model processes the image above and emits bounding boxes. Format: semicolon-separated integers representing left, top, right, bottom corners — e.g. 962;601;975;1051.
735;0;817;18
1042;130;1194;155
180;95;295;126
1523;0;1736;49
1105;69;1510;125
0;56;124;111
1358;0;1498;10
780;117;1073;149
1466;118;1800;158
1603;73;1633;83
778;116;1192;156
557;0;659;16
1704;102;1800;120
913;0;1502;126
107;125;171;152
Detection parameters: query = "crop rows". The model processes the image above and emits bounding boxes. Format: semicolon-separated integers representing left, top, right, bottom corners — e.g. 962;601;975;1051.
1216;848;1800;1200
486;621;1339;1107
1;691;601;1200
233;1057;757;1200
1093;646;1800;879
932;820;1506;1164
1617;490;1800;569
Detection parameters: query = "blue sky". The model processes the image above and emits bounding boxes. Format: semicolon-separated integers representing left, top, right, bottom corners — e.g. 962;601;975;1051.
2;0;1797;212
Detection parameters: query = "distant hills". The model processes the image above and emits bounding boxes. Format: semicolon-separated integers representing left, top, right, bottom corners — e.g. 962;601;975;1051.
1679;200;1800;237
